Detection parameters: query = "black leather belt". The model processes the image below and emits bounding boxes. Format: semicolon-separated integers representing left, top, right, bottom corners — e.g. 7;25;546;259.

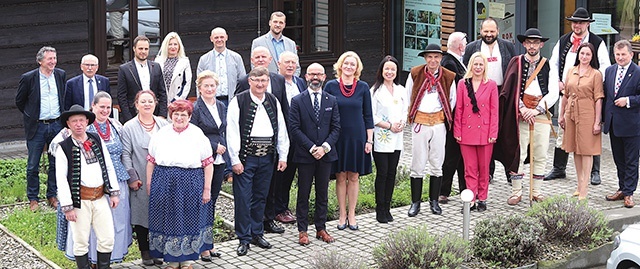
39;118;59;124
216;95;228;100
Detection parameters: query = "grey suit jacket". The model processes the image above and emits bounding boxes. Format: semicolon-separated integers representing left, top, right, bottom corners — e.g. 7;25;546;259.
197;48;246;101
251;32;301;76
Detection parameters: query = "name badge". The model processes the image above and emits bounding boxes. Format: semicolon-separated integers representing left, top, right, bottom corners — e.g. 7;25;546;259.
487;57;498;62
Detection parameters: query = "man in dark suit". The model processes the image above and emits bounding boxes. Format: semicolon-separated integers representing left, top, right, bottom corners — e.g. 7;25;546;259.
15;46;66;211
463;17;516;182
235;46;289;234
289;63;340;245
603;40;640;208
117;35;167;123
273;51;306;224
439;31;467;204
63;54;111;111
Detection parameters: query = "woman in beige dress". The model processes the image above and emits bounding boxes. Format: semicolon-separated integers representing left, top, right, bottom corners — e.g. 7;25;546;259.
559;43;604;200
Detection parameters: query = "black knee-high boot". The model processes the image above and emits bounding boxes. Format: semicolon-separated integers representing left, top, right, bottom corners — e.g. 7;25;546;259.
429;176;443;215
544;147;568;180
75;254;90;269
384;175;395;222
407;177;423;217
591;155;601;185
97;252;111;269
374;173;387;223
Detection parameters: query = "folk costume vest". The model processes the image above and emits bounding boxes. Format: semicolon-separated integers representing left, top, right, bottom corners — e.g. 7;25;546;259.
408;64;455;129
59;132;113;209
236;91;279;163
519;56;551;101
557;32;604;85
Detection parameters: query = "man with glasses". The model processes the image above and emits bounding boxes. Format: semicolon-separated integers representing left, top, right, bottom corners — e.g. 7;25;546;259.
500;28;559;205
227;66;289;256
64;54;111;111
15;46;66;211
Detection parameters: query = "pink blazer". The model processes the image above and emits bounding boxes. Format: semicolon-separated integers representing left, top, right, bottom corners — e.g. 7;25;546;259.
453;79;499;145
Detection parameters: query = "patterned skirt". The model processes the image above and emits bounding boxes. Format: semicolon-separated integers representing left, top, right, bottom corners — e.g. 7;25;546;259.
148;165;214;262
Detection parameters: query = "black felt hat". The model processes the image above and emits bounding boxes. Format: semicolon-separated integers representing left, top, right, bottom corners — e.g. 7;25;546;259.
60;104;95;128
517;28;550;43
566;7;595;22
418;43;444;57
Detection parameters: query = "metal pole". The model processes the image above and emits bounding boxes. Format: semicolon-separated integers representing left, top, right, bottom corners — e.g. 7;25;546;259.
463;201;470;241
257;0;261;36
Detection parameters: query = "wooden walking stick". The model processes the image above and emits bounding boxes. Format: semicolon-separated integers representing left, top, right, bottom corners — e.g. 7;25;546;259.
529;122;534;207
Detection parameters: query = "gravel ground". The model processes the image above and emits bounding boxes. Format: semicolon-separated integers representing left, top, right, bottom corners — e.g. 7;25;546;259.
0;203;56;269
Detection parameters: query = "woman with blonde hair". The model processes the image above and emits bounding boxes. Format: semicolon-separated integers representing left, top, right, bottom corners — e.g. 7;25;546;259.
324;51;374;230
156;32;192;105
453;52;498;212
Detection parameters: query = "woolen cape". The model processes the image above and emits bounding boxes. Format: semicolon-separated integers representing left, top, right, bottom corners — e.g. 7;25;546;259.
493;55;522;173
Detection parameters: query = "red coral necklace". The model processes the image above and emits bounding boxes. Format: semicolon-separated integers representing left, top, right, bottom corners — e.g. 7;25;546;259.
339;77;357;98
93;121;111;141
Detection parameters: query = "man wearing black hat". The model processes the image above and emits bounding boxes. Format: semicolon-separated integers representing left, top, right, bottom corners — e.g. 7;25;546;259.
545;7;611;184
499;28;559;205
405;43;457;216
55;104;120;269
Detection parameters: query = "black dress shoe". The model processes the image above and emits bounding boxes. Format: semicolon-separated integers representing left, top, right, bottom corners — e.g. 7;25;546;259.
477;201;487;212
407;201;421;217
263;220;285;234
429;200;442;215
236;243;249;256
544;168;566;181
590;171;601;185
251;236;272;249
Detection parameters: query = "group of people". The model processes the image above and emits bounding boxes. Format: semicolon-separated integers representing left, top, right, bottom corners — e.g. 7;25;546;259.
14;6;640;269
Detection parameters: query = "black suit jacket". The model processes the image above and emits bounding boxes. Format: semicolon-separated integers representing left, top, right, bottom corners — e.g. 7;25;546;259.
15;68;66;139
603;63;640;137
441;52;466;83
117;60;167;123
463;38;516;78
235;72;290;122
63;74;111;111
190;97;230;161
288;90;340;164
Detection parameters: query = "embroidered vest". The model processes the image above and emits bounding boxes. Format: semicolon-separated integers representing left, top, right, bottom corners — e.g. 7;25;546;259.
236;91;279;163
60;132;112;209
557;32;604;82
408;64;456;127
519;56;551;100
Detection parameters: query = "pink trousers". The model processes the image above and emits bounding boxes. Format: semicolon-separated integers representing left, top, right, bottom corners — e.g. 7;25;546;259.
459;144;493;201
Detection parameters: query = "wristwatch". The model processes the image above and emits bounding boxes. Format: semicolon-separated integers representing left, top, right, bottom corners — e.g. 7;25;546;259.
322;144;330;153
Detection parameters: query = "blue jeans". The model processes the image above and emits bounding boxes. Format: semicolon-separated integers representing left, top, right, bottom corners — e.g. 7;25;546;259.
26;121;62;201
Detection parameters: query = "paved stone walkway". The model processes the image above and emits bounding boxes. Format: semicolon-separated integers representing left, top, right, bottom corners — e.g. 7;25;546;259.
1;127;637;268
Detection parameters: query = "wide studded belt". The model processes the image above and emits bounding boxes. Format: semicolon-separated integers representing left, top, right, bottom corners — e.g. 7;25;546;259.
247;137;275;157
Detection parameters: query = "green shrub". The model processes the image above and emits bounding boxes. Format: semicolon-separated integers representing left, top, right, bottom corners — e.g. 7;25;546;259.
472;215;543;267
526;195;613;247
308;248;367;269
373;225;469;269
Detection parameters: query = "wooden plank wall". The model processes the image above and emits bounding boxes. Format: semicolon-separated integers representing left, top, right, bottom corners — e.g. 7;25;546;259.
344;0;386;84
0;0;89;142
441;0;456;51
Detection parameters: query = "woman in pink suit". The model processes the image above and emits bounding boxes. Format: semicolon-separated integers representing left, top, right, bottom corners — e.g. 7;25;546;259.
453;52;498;212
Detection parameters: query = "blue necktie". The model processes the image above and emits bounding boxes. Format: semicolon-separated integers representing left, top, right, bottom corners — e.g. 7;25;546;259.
313;92;320;122
88;79;94;105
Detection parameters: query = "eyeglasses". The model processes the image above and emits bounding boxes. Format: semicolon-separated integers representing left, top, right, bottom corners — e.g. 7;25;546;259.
82;63;98;67
307;73;325;77
249;78;270;84
523;40;541;46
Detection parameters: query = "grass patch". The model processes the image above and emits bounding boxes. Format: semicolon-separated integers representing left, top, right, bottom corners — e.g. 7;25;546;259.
0;158;48;205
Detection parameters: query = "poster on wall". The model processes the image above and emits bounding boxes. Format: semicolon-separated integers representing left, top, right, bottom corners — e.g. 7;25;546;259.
473;0;515;43
402;0;441;72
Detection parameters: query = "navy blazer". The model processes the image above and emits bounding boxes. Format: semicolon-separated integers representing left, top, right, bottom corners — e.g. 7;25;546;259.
63;74;110;111
292;76;307;94
116;60;167;123
463;38;515;76
190;97;230;161
603;63;640;137
234;72;290;122
15;68;66;139
288;90;341;164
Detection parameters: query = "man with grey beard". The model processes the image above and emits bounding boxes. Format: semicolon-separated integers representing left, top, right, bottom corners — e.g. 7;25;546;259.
289;63;340;246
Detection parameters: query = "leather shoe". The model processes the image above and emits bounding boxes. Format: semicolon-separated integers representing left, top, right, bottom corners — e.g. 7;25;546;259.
438;195;449;204
315;230;335;243
336;222;347;230
590;171;601;185
236;243;249;256
606;191;625;201
407;201;421;217
47;197;58;208
263;220;285;234
29;200;39;211
624;196;635;208
544;168;566;181
477;201;487;212
298;232;310;246
275;212;296;224
507;195;521;205
429;200;442;215
251;236;272;249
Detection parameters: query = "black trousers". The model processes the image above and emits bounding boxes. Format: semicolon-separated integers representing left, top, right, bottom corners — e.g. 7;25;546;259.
372;150;401;206
133;225;150;251
296;161;331;232
441;129;465;196
274;153;298;215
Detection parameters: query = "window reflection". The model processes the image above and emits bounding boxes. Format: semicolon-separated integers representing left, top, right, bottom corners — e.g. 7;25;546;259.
106;0;160;66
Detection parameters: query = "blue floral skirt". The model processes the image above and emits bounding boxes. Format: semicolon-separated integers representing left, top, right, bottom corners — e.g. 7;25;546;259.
148;166;214;262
